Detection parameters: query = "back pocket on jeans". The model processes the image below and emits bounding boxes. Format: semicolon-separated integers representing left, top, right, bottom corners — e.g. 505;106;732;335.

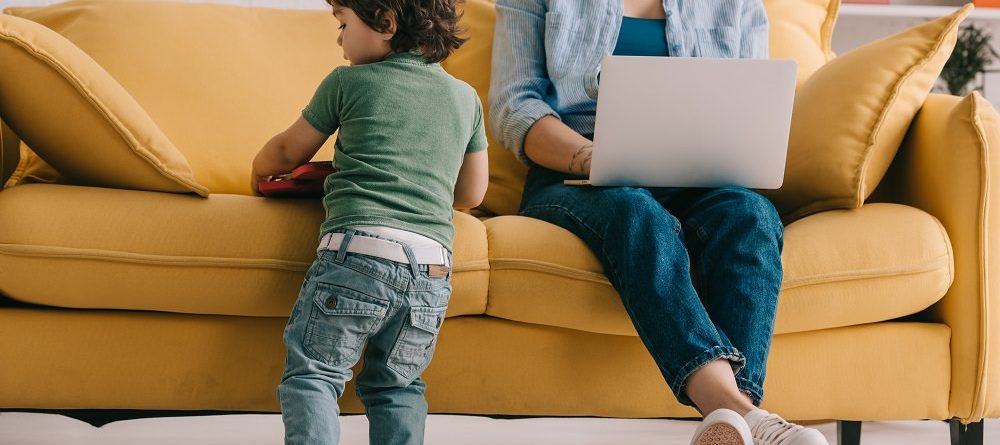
303;282;389;368
387;306;447;380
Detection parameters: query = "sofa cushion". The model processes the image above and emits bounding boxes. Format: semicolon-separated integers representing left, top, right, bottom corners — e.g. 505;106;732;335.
3;141;67;190
485;203;953;336
766;0;840;88
0;14;207;196
7;0;346;195
441;0;527;219
0;184;490;318
761;5;971;223
445;0;840;217
0;120;16;187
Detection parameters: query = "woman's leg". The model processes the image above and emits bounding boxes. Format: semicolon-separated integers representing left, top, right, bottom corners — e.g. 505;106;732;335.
518;169;750;411
685;360;756;415
654;186;784;408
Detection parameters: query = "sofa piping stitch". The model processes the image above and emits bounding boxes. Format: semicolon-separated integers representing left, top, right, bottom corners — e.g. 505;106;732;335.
0;243;486;274
491;254;951;292
967;92;991;421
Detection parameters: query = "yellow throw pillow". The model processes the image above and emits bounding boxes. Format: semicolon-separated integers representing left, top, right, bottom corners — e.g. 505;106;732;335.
0;120;15;187
8;1;346;195
0;14;207;196
1;122;67;190
766;0;840;88
3;143;67;189
763;5;972;222
448;0;840;216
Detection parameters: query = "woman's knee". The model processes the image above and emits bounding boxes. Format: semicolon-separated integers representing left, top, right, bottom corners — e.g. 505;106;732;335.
712;187;783;232
602;187;682;229
601;187;660;215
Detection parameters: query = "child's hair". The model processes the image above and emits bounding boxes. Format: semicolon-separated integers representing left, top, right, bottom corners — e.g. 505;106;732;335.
327;0;467;63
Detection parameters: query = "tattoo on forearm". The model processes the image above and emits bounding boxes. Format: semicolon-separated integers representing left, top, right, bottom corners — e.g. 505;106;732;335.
568;143;593;175
568;147;583;173
581;151;593;174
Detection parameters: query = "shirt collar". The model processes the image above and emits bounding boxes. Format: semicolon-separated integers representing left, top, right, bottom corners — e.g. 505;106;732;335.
386;50;431;65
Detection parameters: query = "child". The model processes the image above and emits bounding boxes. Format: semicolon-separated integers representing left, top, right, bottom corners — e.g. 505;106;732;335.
251;0;488;443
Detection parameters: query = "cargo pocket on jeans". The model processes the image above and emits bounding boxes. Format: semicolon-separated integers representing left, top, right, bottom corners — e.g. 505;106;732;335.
303;282;389;368
387;306;447;380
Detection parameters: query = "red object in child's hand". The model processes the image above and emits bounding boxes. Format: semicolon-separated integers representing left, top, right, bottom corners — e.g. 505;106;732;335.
258;161;336;198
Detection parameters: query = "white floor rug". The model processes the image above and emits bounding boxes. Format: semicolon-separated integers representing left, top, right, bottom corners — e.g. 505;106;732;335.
1;412;996;444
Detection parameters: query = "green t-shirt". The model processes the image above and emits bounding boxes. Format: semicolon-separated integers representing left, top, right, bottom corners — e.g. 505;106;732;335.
302;51;487;250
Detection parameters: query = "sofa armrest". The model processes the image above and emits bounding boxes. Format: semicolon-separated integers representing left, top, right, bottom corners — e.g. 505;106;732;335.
1;119;19;188
874;93;1000;422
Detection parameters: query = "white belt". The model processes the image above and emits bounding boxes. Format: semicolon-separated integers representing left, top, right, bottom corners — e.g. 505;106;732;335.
318;232;450;266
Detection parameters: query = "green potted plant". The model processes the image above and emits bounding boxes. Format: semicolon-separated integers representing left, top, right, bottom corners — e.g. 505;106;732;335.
939;23;1000;96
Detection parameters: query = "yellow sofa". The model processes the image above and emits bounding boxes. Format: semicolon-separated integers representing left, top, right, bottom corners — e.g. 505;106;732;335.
0;1;995;443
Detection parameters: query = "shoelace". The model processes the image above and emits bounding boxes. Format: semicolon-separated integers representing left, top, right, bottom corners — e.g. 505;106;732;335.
750;413;800;445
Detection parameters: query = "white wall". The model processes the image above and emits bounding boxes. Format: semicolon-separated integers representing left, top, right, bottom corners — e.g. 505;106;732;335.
833;9;1000;107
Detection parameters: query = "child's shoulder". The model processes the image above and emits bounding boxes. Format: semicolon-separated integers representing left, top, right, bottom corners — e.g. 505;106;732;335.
315;65;352;90
439;73;481;105
325;64;362;85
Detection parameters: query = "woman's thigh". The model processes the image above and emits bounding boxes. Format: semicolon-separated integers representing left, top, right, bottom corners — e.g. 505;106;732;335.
521;178;679;241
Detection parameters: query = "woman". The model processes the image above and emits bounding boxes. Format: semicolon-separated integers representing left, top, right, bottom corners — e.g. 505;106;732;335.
489;1;827;444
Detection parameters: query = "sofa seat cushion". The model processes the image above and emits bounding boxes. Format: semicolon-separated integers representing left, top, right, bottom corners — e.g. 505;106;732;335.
0;184;489;317
485;203;953;336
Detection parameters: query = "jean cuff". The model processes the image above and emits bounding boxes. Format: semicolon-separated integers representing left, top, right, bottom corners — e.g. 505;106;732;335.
670;346;747;408
735;376;764;407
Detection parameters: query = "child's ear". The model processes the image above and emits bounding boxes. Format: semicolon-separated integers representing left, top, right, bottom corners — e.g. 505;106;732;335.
381;10;397;39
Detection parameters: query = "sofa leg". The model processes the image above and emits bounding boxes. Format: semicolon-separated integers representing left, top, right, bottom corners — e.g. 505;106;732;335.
837;420;861;445
950;419;984;445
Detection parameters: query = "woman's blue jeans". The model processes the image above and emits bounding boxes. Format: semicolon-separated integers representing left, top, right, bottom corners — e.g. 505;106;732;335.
519;165;784;407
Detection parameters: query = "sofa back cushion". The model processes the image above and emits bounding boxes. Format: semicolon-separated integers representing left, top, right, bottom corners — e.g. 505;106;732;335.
0;13;207;196
7;0;345;195
8;0;839;204
445;0;840;216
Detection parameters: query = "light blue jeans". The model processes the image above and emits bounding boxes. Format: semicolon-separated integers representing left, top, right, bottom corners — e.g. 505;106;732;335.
278;229;452;445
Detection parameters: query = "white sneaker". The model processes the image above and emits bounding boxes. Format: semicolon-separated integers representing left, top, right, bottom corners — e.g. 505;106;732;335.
744;409;829;445
690;408;754;445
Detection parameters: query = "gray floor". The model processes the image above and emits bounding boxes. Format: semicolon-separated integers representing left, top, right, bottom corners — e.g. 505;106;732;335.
0;412;996;444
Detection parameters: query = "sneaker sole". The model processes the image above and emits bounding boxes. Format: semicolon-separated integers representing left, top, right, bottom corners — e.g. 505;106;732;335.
692;423;749;445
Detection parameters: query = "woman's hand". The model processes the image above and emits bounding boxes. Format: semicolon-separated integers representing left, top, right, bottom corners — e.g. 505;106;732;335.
524;115;595;176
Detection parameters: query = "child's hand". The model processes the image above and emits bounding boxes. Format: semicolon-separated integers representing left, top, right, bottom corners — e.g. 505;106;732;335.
251;172;266;197
252;116;331;197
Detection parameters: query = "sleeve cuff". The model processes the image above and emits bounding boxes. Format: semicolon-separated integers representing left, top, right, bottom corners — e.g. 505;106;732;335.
301;109;336;135
503;100;560;167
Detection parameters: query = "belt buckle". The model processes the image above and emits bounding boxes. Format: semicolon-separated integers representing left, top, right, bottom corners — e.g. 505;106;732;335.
427;264;449;278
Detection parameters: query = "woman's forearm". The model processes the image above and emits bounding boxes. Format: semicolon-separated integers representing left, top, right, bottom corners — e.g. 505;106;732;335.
523;115;594;176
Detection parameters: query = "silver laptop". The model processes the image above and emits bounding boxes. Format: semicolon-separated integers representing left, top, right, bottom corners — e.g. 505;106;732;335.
572;56;797;189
